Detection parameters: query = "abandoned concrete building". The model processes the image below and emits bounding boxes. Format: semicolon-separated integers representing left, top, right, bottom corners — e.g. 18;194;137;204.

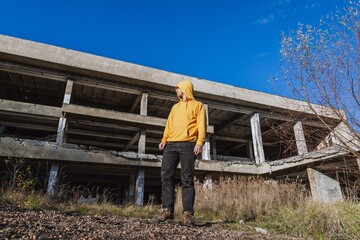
0;35;359;204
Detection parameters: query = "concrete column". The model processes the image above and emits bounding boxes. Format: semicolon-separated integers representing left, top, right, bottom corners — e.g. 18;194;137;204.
56;117;67;144
202;136;211;160
63;79;74;105
203;174;213;190
201;104;212;188
307;168;343;203
48;79;73;195
250;113;265;165
56;79;73;145
293;121;308;155
135;170;145;205
46;163;59;195
202;104;211;160
138;93;148;154
138;129;146;154
140;93;148;116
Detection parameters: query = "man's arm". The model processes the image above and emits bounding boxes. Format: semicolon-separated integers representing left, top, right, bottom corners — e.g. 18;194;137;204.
159;107;173;151
196;103;206;146
194;103;206;155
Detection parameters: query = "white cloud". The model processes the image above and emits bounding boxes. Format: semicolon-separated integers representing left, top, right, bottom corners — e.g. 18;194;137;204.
253;52;271;59
255;14;275;25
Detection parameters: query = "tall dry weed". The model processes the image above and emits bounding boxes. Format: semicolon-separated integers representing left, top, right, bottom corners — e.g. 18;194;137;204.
260;201;360;239
175;176;309;222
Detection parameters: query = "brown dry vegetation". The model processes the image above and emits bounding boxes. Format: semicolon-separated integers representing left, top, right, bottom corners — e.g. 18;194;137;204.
1;159;359;239
175;177;308;222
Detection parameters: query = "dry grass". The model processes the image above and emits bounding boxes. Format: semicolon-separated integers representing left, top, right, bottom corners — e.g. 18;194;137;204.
175;176;308;222
258;201;360;239
0;184;159;219
1;190;54;210
1;166;359;239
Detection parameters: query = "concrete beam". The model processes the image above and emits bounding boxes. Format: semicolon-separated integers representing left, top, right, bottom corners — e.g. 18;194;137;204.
0;120;56;132
69;129;133;141
216;114;250;133
62;103;167;127
124;132;140;151
0;137;349;176
0;99;61;118
62;103;214;134
0;137;260;174
262;146;349;174
195;160;259;174
214;135;248;143
216;155;251;162
0;137;162;167
130;95;142;113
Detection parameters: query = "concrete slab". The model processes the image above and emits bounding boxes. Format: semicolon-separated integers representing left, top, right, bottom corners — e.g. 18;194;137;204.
307;168;343;203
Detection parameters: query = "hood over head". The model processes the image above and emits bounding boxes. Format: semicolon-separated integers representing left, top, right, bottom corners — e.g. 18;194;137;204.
176;79;194;101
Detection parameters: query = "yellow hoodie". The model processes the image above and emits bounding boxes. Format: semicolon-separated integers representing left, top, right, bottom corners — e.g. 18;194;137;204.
161;80;206;146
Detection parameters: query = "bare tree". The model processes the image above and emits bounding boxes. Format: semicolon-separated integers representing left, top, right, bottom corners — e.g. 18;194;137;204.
280;0;360;158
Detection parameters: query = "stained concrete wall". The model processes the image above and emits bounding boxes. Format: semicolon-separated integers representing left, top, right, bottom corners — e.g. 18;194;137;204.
307;168;343;203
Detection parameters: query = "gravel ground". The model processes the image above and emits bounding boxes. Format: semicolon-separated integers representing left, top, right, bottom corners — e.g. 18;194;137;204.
0;202;298;239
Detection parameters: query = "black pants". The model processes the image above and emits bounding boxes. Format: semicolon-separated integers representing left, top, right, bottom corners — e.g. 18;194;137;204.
161;142;196;213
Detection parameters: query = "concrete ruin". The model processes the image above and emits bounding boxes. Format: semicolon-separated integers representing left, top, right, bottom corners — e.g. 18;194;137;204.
0;35;358;204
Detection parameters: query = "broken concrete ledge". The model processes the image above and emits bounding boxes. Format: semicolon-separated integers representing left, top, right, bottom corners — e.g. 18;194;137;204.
0;137;259;174
0;137;348;175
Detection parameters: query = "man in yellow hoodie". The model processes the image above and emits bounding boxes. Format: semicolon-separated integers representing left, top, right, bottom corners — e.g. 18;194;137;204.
158;79;206;226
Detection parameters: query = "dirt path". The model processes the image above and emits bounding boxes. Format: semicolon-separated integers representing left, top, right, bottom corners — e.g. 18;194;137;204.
0;203;297;239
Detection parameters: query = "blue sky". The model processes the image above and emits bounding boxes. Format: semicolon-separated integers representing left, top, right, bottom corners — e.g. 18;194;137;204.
0;0;346;96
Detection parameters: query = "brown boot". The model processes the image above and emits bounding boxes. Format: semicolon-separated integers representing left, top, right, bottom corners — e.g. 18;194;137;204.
158;208;174;222
182;211;194;226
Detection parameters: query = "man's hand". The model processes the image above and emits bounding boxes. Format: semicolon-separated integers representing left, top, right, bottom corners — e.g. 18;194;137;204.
159;142;166;151
193;144;203;155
